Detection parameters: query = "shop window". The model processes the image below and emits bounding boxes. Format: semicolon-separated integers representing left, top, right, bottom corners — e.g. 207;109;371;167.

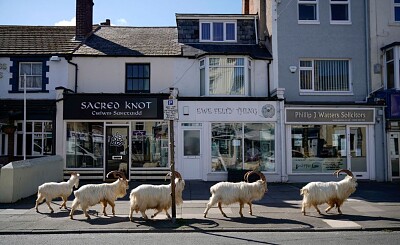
131;121;169;168
15;121;53;157
200;57;251;96
291;125;347;173
0;130;7;156
211;122;275;172
298;0;319;23
126;63;150;93
66;122;104;168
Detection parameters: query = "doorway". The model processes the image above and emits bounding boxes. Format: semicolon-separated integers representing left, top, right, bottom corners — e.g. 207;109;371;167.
181;123;202;179
389;132;400;179
347;126;369;179
105;125;129;180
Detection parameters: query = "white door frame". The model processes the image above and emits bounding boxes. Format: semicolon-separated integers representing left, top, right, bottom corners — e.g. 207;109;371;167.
179;123;203;180
346;125;370;179
388;132;400;181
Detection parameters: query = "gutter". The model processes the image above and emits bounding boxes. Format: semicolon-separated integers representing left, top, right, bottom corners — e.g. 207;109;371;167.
66;57;78;93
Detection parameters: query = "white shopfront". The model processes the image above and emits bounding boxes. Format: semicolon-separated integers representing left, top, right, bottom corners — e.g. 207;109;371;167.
177;100;283;182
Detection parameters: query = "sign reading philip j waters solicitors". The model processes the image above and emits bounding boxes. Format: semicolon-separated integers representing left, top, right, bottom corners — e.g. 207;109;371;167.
63;94;163;120
285;108;375;124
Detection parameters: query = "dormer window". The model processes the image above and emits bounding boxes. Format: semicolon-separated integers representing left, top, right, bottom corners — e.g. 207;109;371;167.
200;21;237;42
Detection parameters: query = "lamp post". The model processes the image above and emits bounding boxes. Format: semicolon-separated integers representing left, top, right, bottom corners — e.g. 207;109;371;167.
23;74;26;160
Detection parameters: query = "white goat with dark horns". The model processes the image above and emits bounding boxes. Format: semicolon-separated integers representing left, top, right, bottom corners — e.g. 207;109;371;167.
35;172;80;213
300;169;357;215
129;171;185;221
203;170;267;218
69;171;129;219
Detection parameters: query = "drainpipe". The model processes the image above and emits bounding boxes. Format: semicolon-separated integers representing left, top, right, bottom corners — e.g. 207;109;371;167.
365;0;371;99
66;57;78;93
254;16;258;45
267;59;272;98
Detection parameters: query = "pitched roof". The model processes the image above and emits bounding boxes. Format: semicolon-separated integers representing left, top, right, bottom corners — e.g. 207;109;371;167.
74;26;182;56
0;25;80;55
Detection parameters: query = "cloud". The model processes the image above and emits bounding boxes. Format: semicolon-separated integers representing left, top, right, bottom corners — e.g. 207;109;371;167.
54;17;76;26
115;18;128;26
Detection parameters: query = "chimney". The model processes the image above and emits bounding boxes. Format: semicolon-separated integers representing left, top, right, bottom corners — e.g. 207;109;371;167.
76;0;94;40
100;19;111;26
242;0;249;14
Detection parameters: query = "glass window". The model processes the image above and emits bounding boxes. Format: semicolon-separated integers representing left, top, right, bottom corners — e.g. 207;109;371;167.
202;57;249;96
126;64;150;93
184;130;200;156
395;0;400;22
330;0;350;23
386;49;395;89
0;127;8;157
66;122;103;168
16;121;53;157
200;21;237;42
291;125;347;173
299;59;350;92
211;122;275;172
131;121;169;168
298;0;318;22
19;62;43;90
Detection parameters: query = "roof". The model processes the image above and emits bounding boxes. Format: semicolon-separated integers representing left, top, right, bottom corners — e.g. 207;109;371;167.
0;25;80;55
74;26;182;56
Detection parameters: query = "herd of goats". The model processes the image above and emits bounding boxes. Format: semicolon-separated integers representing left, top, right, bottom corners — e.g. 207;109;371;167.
34;168;357;220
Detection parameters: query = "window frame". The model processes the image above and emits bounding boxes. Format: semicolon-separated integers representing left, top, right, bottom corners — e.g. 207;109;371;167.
384;46;400;89
18;62;43;91
125;63;150;93
15;120;53;157
199;20;237;43
298;0;320;24
394;0;400;23
200;56;251;96
330;0;351;25
298;58;353;95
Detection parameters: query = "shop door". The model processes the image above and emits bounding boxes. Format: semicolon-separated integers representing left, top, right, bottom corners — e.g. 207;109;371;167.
182;127;202;179
389;132;400;179
105;126;129;180
347;126;369;179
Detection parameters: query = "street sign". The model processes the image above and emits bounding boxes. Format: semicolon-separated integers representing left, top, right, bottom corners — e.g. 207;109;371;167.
164;99;178;120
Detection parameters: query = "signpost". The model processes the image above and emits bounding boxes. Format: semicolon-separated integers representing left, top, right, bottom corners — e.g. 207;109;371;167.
164;97;178;222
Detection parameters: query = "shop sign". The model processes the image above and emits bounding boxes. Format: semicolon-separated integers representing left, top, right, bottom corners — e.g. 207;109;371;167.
285;108;375;124
292;158;345;173
63;94;161;120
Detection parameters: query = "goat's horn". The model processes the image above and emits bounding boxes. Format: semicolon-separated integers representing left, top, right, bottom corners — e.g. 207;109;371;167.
258;172;266;182
174;171;182;180
244;171;252;182
334;169;354;178
106;171;126;180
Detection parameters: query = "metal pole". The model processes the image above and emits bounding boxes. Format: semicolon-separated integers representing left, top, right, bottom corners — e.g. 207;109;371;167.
169;118;176;223
23;74;26;160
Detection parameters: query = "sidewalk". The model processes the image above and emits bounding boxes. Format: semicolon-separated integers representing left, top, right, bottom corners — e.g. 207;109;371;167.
0;180;399;234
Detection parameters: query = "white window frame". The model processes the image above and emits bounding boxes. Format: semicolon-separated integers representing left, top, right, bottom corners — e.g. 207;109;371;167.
15;120;52;156
199;20;237;43
330;0;351;25
200;56;251;96
298;0;320;24
299;59;353;95
394;0;400;23
19;62;43;90
384;46;400;89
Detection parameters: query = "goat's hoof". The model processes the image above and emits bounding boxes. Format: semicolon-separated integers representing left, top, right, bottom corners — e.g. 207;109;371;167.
50;210;54;213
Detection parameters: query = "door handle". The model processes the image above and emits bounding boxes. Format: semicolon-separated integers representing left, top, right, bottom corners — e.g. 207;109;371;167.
112;156;122;160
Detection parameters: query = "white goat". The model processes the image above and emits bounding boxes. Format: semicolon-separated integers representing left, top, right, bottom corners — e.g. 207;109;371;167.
203;171;267;218
129;171;185;221
35;172;80;213
69;171;129;219
300;169;357;215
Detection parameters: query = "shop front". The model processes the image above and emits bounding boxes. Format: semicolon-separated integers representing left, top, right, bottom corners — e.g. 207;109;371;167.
59;93;170;180
177;100;282;182
285;107;376;182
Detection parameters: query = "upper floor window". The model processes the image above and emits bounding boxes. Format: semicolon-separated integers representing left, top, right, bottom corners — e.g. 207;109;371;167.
385;48;397;89
299;59;351;93
19;62;42;90
200;57;251;96
200;21;237;42
395;0;400;22
298;0;319;23
330;0;351;24
126;64;150;93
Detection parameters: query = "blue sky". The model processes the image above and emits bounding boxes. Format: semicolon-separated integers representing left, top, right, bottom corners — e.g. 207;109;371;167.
0;0;242;26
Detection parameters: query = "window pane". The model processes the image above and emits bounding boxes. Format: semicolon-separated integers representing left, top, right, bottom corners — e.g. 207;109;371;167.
20;63;31;75
331;4;349;21
201;23;211;40
213;22;223;41
387;61;395;89
300;70;312;90
226;23;235;40
314;60;349;91
126;64;150;92
299;4;317;20
184;130;200;156
32;63;42;75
